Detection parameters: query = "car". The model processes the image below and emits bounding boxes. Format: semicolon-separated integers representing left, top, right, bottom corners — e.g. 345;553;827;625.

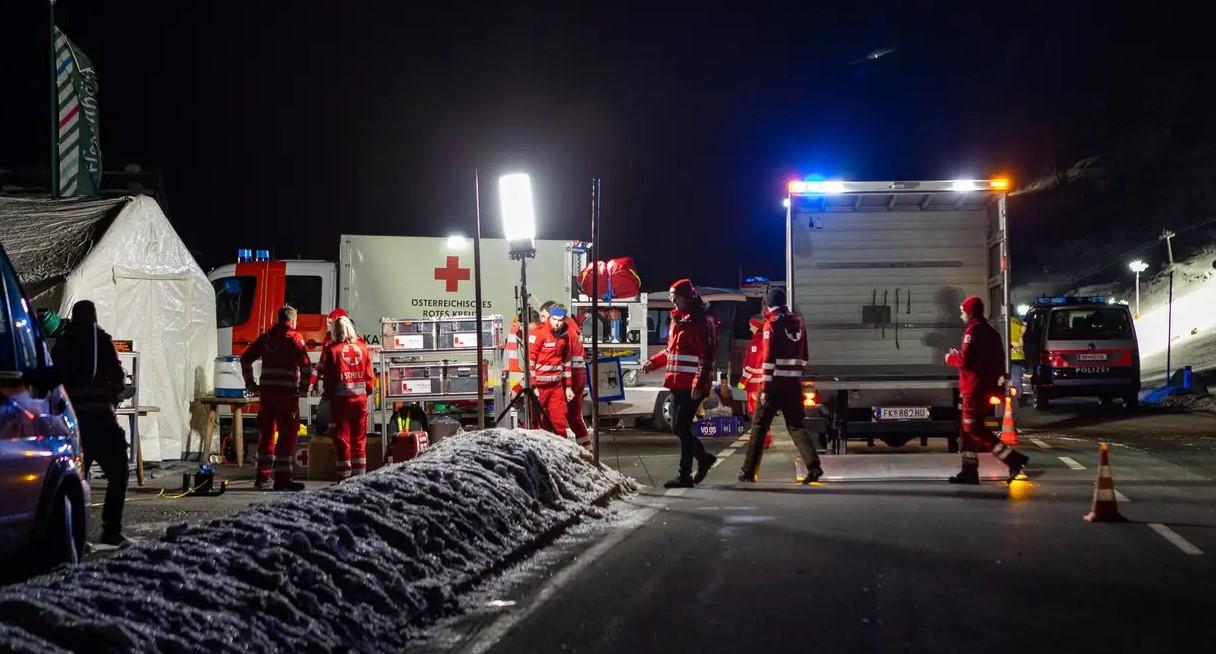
1021;296;1141;410
0;242;88;581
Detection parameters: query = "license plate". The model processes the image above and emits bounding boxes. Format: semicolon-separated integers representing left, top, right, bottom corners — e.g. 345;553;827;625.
1077;353;1107;361
873;407;930;421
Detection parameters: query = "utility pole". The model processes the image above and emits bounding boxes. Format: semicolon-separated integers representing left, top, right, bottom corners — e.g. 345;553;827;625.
1159;229;1177;384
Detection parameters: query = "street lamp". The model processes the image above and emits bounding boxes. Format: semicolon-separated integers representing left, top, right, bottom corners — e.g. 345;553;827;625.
1129;260;1148;318
499;173;538;427
1015;303;1030;317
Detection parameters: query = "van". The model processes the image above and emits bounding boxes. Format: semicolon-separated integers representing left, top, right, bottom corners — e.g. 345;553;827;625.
1021;296;1140;410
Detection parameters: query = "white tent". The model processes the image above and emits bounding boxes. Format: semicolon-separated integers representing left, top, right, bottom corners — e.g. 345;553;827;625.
0;195;216;461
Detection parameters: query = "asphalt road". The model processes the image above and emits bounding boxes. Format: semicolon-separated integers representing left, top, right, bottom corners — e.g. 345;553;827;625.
439;405;1216;654
82;403;1216;652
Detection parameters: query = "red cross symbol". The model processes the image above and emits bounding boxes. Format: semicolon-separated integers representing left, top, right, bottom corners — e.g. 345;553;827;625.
434;256;471;292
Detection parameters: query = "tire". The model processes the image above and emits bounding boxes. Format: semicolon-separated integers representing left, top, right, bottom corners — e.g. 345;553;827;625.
881;436;911;448
653;392;673;433
34;490;83;574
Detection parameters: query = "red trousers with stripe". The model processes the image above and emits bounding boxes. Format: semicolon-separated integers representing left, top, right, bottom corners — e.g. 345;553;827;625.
537;385;569;437
330;397;368;479
256;389;300;484
567;371;590;449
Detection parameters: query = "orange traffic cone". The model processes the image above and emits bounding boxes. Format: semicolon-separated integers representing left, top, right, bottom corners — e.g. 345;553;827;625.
1083;442;1124;523
1000;394;1020;445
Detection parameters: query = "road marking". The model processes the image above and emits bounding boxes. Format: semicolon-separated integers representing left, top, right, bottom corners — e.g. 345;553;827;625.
457;498;666;654
1030;438;1052;449
1148;523;1203;556
1113;489;1131;503
1058;456;1086;470
712;449;735;468
665;487;687;497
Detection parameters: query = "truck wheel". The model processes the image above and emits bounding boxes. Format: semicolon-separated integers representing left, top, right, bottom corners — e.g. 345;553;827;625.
34;489;83;575
947;436;960;453
653;392;673;433
881;436;910;448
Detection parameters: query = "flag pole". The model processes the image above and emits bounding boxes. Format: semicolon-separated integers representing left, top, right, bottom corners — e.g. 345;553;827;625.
49;0;58;197
474;169;485;429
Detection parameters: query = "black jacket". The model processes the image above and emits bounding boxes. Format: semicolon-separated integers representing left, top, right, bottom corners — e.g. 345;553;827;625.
51;322;125;409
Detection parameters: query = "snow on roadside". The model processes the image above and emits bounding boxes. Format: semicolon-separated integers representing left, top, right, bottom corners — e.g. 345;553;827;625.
0;430;636;654
1157;393;1216;415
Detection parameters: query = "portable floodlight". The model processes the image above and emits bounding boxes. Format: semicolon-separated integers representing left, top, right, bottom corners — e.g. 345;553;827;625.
499;173;536;258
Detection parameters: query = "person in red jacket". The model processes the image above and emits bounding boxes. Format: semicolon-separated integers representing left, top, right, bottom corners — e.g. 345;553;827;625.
945;296;1029;484
241;305;312;491
737;288;823;484
310;307;354;389
643;279;717;488
318;316;374;479
564;312;591;450
738;314;773;449
529;304;572;437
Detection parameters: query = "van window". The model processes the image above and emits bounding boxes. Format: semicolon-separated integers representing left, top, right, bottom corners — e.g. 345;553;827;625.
1;261;38;371
1047;308;1133;341
213;276;256;328
285;275;323;315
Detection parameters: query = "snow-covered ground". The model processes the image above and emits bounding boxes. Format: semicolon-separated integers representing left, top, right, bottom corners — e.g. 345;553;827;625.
0;430;636;653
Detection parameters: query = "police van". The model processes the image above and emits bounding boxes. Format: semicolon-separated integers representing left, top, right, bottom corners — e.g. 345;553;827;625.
1021;296;1140;410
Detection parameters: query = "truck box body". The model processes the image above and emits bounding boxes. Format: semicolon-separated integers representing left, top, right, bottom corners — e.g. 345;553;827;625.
786;180;1010;449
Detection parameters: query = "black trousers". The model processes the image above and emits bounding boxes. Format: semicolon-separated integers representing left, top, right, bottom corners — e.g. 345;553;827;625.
670;390;709;478
739;389;821;480
79;409;128;534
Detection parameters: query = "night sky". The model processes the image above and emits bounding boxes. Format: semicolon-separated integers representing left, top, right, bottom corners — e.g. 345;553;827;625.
1;2;1208;287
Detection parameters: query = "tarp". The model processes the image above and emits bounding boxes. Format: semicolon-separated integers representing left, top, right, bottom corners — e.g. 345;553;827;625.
0;195;216;461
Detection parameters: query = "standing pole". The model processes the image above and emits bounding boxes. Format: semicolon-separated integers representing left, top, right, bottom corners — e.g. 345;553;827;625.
49;0;59;197
1134;270;1141;318
1160;229;1177;385
519;257;532;428
473;170;485;429
590;178;601;465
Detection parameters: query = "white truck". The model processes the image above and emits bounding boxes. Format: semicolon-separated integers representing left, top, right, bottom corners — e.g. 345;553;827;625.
207;235;659;425
785;179;1012;453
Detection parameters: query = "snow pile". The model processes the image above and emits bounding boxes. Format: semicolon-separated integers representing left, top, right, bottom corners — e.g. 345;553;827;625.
1156;393;1216;415
0;430;636;654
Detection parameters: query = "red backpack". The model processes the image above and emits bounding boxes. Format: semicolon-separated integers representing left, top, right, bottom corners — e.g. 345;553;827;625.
577;257;641;300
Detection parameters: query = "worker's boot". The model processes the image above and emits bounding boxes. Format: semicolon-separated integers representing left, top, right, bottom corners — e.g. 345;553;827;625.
1004;450;1030;482
99;530;132;548
693;453;717;484
948;467;981;485
273;479;306;492
789;426;824;485
663;476;695;489
737;424;767;482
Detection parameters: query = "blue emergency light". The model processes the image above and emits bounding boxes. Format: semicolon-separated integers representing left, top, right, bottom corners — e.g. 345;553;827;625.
743;276;770;285
255;249;271;261
1033;295;1108;306
236;248;254;263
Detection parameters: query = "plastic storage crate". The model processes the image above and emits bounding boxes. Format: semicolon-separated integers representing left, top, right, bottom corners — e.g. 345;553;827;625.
382;320;435;351
437;318;498;349
386;363;443;396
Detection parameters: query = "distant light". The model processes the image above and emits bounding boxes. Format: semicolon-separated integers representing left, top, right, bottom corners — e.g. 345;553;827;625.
1107;297;1117;305
782;198;791;208
951;180;978;192
446;235;468;249
1129;260;1149;273
789;180;847;194
1015;303;1030;316
989;177;1011;191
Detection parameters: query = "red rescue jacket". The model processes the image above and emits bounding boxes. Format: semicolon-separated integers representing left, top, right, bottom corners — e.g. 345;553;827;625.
529;322;571;388
567;319;587;382
647;308;715;392
759;306;808;394
240;323;311;393
946;318;1005;398
318;339;374;402
740;327;766;392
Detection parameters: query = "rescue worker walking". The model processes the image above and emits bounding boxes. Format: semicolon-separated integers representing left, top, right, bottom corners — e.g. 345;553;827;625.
564;311;591;451
318;316;374;479
737;288;823;484
643;279;717;488
738;314;773;449
945;296;1030;484
52;300;129;546
240;305;312;491
529;304;572;437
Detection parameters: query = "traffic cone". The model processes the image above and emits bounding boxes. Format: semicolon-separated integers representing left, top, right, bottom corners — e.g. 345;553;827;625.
1083;442;1124;523
1000;394;1020;445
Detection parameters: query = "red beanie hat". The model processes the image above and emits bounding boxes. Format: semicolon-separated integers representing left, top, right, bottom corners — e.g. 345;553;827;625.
328;307;349;321
669;278;697;299
961;296;985;319
748;314;765;330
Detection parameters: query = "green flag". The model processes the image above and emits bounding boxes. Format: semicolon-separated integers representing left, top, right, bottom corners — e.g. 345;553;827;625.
54;27;102;196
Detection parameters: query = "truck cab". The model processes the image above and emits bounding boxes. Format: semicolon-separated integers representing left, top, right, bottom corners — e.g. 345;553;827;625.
209;251;337;359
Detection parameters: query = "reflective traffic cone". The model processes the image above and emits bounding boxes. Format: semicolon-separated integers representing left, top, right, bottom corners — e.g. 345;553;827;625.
1000;395;1020;446
1083;442;1124;523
